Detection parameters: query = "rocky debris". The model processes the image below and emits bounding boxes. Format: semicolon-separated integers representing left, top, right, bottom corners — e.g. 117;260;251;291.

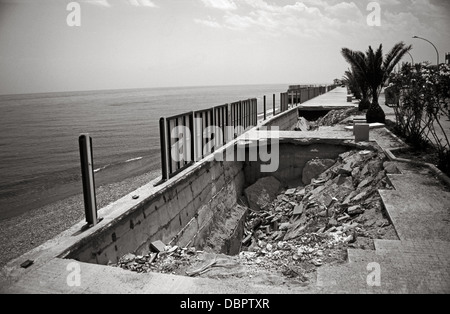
113;244;201;275
113;150;398;284
383;161;401;174
244;176;281;211
294;117;311;131
302;158;336;185
310;107;359;127
150;240;166;253
239;148;397;280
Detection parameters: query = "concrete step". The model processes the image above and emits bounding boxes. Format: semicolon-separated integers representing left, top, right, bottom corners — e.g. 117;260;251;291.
317;239;450;293
316;253;450;293
379;189;450;242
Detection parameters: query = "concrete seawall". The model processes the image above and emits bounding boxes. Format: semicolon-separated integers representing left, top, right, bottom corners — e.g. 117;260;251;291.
59;88;359;264
1;87;361;293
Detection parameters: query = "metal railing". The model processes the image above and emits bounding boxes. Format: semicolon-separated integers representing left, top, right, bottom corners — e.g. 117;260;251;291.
159;98;258;181
158;85;339;182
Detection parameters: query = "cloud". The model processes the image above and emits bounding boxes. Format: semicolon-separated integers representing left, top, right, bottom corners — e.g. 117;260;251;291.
200;0;237;11
128;0;157;7
205;1;364;38
83;0;111;7
194;16;221;28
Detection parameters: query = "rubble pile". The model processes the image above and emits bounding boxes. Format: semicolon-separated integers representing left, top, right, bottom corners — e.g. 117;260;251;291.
113;149;399;283
310;107;359;127
112;246;195;274
239;149;398;279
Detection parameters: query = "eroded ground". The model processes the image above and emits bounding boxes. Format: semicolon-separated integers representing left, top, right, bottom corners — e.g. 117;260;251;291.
111;140;400;288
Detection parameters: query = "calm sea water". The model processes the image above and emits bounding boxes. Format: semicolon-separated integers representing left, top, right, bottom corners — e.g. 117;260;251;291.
0;84;289;220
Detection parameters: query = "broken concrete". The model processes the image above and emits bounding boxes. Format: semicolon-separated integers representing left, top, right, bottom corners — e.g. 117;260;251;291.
302;159;336;185
244;176;281;212
383;161;401;174
294;117;311;131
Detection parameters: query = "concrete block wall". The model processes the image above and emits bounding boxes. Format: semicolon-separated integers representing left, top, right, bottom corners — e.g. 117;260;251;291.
264;106;299;131
64;151;245;265
244;141;350;186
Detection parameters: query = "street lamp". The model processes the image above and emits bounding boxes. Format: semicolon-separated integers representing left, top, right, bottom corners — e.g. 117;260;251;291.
406;51;414;65
412;36;439;66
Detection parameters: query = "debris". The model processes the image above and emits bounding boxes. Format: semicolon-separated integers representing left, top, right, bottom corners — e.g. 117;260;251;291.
311;259;323;266
150;240;166;253
113;127;397;282
168;245;179;253
293;204;304;216
337;214;351;222
294;117;311;132
149;253;158;263
302;158;336;185
347;205;364;215
186;257;217;277
285;188;296;195
244;176;281;211
249;217;263;230
278;222;291;231
20;260;34;269
383;161;401;174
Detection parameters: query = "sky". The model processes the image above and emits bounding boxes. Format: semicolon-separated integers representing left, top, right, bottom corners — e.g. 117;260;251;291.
0;0;449;95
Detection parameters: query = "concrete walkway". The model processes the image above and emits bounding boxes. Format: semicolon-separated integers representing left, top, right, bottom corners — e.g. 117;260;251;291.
311;110;450;293
298;86;358;110
1;88;449;294
316;160;450;293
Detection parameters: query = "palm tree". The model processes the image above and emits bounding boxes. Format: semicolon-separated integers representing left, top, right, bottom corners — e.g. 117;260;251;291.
342;69;361;99
341;42;412;123
341;53;371;111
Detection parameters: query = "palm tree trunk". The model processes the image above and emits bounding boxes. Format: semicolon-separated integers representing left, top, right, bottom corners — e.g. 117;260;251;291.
372;88;378;105
366;87;386;123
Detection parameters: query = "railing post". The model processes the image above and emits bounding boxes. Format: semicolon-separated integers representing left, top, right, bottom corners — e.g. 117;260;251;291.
280;93;282;112
159;117;169;180
273;94;276;116
79;133;98;227
263;95;266;120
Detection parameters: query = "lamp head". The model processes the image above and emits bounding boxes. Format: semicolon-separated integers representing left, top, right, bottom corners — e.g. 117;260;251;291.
412;36;418;38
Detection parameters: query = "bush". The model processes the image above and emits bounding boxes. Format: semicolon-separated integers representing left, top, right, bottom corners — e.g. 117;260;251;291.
389;63;450;175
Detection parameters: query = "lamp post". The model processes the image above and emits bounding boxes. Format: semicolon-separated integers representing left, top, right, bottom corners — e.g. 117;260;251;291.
412;36;439;66
406;51;414;65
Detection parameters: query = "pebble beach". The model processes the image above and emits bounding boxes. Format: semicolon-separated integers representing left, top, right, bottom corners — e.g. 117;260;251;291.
0;170;161;268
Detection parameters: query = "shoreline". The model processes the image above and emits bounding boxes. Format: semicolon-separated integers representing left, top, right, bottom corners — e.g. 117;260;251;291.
0;169;161;268
0;155;160;221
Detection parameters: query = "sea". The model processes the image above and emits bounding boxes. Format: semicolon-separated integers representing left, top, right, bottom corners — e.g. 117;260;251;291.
0;84;292;221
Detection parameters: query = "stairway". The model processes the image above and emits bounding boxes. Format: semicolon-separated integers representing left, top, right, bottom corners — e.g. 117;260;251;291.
314;162;450;293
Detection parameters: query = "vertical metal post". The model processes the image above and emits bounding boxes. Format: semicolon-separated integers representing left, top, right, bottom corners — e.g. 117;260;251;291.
279;93;282;112
273;94;276;116
79;133;98;226
263;96;266;120
159;117;169;180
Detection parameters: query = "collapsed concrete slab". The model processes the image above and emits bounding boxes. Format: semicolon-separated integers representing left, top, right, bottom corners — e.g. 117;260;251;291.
244;176;281;212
